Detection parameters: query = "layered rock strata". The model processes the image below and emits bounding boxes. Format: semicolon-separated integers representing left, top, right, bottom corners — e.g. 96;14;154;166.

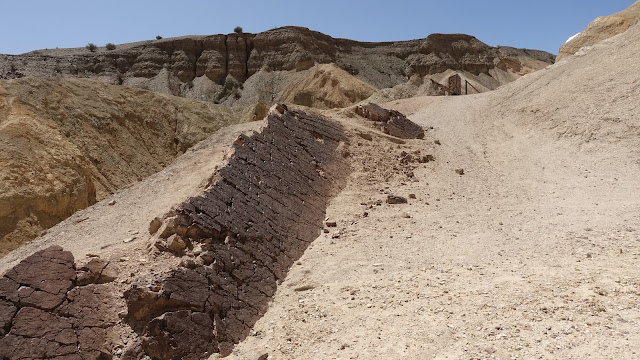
0;27;555;104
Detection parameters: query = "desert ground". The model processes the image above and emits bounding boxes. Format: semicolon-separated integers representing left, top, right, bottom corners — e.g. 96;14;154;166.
1;3;639;360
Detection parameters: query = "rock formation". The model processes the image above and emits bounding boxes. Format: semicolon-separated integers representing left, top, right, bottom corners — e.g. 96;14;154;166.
0;27;554;107
355;103;425;139
0;246;120;360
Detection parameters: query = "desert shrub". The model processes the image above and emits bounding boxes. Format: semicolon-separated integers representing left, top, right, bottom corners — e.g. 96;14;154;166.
234;26;243;34
156;35;163;40
86;43;97;52
105;43;116;50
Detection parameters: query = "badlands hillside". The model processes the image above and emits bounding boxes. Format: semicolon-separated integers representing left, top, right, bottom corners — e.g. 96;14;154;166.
0;78;268;255
1;2;639;360
0;27;554;107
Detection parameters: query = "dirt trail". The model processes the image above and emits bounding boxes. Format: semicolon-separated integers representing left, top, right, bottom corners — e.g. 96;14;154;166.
220;27;640;360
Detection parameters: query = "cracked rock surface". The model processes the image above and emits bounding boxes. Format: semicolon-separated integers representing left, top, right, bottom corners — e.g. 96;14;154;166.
0;246;118;360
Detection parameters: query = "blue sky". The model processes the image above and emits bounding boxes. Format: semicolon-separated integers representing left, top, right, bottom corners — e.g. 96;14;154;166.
0;1;635;55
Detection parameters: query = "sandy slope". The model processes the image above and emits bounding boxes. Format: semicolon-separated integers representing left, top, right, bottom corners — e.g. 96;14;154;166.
0;13;638;360
219;23;640;360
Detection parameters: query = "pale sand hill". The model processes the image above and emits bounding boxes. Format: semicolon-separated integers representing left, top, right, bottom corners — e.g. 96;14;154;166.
558;0;640;60
220;21;640;360
225;64;377;109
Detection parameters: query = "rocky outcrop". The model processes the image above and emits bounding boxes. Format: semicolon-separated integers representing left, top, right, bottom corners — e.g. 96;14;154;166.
0;106;350;359
0;78;266;256
0;246;119;360
558;1;640;60
356;103;425;139
0;27;555;105
123;104;350;358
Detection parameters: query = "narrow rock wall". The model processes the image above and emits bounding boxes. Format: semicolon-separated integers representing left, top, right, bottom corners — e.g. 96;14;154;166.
123;104;350;358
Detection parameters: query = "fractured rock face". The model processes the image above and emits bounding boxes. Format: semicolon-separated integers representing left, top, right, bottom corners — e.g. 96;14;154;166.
122;105;351;358
0;246;118;360
355;103;425;139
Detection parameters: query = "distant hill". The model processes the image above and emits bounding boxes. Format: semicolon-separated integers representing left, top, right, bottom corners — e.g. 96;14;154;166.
0;27;554;108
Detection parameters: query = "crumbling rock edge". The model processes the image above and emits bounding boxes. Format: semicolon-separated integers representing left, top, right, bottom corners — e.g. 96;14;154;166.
0;105;351;360
355;103;425;139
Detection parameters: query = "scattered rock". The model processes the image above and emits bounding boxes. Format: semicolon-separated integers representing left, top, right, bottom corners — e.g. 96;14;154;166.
409;194;416;199
76;257;118;285
249;348;269;360
294;285;315;292
401;212;412;218
386;194;408;204
123;236;136;243
356;132;373;141
180;259;197;269
455;168;465;175
435;140;441;145
355;103;425;139
107;199;116;206
325;220;337;227
166;234;187;253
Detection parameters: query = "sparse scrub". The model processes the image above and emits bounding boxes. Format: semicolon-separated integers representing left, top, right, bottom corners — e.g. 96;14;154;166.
234;26;243;34
106;43;116;50
156;35;163;40
86;43;97;52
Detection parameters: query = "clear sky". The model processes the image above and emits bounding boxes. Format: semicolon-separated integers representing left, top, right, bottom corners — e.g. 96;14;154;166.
0;0;635;55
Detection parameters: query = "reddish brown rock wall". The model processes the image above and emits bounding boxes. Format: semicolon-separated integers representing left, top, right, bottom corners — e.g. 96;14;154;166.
122;105;350;358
